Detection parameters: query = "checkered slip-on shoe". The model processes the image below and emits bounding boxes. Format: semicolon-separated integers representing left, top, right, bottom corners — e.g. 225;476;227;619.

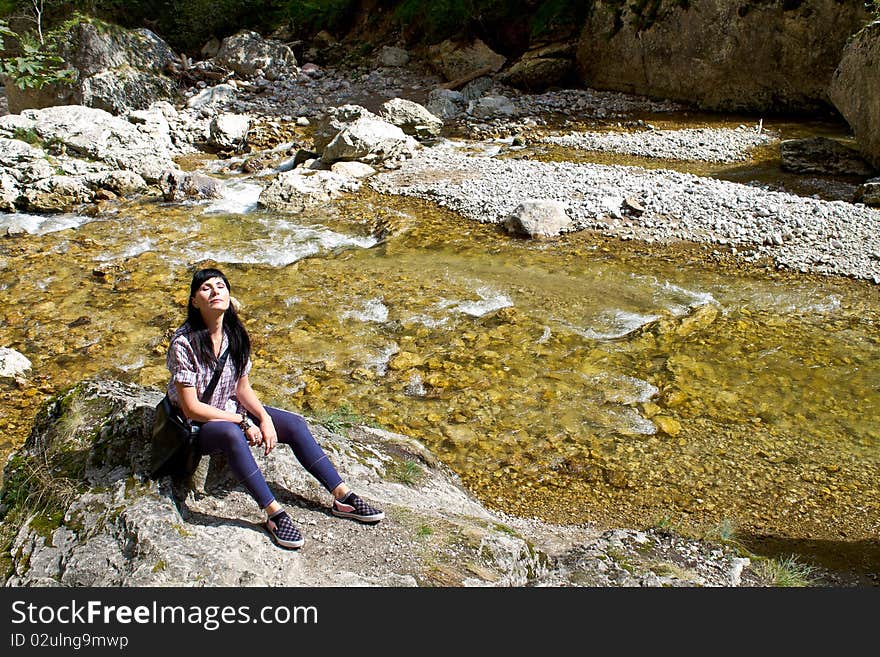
265;510;304;549
332;492;385;523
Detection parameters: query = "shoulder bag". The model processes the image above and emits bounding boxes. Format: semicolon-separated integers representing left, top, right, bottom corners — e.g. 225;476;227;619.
150;348;229;479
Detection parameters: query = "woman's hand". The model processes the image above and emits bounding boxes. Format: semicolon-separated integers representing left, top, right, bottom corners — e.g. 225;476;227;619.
259;417;277;456
244;422;263;447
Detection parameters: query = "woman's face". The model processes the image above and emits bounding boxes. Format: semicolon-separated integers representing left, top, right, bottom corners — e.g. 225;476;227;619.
191;276;230;315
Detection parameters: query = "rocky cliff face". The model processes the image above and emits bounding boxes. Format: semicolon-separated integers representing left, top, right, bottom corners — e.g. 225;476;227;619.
6;19;178;115
575;0;870;112
830;21;880;168
1;379;761;587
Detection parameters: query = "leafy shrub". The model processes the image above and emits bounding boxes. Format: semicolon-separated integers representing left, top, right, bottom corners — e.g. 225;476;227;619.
0;19;75;89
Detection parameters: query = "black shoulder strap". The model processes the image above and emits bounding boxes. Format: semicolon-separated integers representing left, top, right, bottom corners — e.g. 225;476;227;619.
199;348;229;403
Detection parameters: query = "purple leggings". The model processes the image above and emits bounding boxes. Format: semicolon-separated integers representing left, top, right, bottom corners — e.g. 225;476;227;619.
195;406;343;508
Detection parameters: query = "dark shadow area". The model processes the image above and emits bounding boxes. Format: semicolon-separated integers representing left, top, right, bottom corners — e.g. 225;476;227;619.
740;533;880;587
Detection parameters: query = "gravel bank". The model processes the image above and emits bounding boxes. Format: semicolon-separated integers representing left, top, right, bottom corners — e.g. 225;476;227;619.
542;126;776;163
371;144;880;283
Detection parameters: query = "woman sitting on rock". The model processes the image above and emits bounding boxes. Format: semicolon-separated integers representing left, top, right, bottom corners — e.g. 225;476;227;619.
165;267;384;549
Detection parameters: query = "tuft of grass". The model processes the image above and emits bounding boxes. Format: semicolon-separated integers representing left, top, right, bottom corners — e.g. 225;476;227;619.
755;555;818;587
701;518;739;544
54;397;87;445
0;452;81;521
417;524;433;537
12;127;41;146
390;459;423;486
312;404;379;435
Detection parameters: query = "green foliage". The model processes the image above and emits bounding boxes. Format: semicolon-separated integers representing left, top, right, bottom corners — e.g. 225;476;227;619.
0;19;75;89
0;0;18;17
394;0;510;43
417;524;433;536
530;0;591;39
12;125;40;144
276;0;358;36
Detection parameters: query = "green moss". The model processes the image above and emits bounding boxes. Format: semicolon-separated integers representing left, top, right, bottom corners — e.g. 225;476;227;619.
172;523;192;537
28;510;65;543
606;547;636;574
492;522;518;537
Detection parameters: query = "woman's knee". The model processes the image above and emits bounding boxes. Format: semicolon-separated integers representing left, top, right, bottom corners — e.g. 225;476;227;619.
267;407;311;439
199;422;248;455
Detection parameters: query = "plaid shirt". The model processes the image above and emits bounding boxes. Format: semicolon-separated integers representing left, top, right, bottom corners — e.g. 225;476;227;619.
166;324;252;420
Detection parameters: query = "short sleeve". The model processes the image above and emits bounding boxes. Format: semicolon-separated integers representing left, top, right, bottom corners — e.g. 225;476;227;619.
243;357;252;377
167;335;197;388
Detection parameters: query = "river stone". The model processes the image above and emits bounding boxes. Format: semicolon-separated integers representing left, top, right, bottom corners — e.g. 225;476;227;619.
208;112;251;151
377;46;410;67
321;117;418;166
460;77;493;102
855;179;880;207
214;30;299;81
186;83;238;110
468;95;515;118
312;104;380;153
0;174;18;211
504;200;573;238
330;161;376;178
780;137;875;176
0;376;781;587
22;175;94;212
258;169;360;212
0;347;31;378
389;351;423;370
160;169;225;201
379;98;443;139
0;137;55;184
653;416;682;437
426;38;506;82
85;170;148;195
11;105;177;183
426;88;465;120
498;43;575;92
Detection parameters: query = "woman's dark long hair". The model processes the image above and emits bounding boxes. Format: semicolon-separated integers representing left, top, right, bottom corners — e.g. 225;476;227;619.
185;268;250;378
